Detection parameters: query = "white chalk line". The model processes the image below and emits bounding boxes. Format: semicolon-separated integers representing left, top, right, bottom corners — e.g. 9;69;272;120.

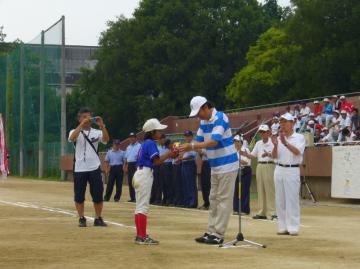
0;200;135;229
0;199;311;229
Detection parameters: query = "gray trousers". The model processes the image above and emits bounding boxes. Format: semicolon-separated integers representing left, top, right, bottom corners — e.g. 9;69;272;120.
208;170;238;239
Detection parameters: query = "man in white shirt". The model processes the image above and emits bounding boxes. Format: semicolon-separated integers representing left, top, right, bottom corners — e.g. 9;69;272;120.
68;107;110;227
271;117;280;135
321;127;334;144
299;102;311;119
241;124;276;220
336;110;352;142
271;113;305;236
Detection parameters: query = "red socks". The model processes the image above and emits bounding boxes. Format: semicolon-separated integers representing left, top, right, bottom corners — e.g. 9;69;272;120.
135;213;147;239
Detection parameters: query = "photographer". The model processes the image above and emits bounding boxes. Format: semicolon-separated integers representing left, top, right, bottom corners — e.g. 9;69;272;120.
68;107;109;227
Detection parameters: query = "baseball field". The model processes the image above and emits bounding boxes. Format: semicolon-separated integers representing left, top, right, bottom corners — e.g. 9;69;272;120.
0;177;359;269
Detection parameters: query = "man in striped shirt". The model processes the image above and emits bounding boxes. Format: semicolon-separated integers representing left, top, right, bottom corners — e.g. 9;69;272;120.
179;96;239;245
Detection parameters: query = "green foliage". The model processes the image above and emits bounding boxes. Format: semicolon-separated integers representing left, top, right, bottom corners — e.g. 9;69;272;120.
227;0;360;107
75;0;281;138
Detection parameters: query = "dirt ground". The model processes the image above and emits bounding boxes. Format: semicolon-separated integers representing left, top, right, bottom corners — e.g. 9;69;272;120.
0;177;359;269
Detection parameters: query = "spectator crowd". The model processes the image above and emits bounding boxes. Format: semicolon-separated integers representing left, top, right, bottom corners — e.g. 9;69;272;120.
270;95;360;145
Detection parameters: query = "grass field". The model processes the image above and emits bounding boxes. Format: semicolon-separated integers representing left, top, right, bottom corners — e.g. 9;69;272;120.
0;177;359;269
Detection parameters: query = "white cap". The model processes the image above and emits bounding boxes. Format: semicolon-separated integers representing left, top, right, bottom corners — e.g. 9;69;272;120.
323;127;328;131
143;118;168;132
189;96;207;117
233;135;241;141
273;116;279;120
340;95;346;99
314;100;319;104
308;120;315;125
258;124;270;132
309;112;315;117
280;113;295;122
323;98;330;102
332;95;338;98
333;110;340;114
340;110;347;114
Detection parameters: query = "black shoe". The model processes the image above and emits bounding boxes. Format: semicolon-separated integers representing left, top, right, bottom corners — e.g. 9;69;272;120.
94;217;107;227
128;199;136;203
198;205;209;210
134;235;159;245
195;233;210;243
253;215;267;220
271;215;278;221
204;235;224;245
103;197;110;202
233;211;239;215
78;217;87;227
114;199;120;202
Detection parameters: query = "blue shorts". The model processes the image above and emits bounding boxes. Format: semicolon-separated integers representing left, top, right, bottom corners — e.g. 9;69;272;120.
73;167;104;203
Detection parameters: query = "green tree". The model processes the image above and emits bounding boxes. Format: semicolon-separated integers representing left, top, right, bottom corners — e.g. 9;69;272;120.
227;0;360;106
226;27;301;106
77;0;282;138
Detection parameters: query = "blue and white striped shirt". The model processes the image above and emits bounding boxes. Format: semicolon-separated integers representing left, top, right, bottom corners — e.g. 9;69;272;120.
195;108;239;175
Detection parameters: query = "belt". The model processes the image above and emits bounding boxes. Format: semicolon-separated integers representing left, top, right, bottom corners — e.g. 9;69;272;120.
138;166;152;171
258;161;274;164
277;163;299;168
110;164;123;167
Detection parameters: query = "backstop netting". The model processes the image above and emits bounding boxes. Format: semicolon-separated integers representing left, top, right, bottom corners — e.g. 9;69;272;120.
0;17;67;178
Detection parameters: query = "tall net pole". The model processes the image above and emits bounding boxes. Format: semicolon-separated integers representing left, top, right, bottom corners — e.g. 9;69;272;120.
60;16;66;180
19;45;24;177
38;30;45;178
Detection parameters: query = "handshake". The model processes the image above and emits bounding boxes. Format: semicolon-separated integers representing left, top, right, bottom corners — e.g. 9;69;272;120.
169;142;181;158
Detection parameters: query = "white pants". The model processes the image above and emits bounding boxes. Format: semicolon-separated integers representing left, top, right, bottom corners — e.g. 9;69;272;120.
133;168;153;215
208;171;237;239
274;166;301;233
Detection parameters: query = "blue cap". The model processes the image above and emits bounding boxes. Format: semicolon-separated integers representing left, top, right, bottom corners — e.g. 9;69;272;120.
113;139;121;144
184;130;193;136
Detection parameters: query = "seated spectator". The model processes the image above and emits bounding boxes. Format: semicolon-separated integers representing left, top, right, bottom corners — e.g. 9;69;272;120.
339;96;354;114
351;108;360;131
300;101;311;120
330;95;341;111
313;100;323;119
294;104;301;118
337;110;352;142
340;128;356;144
314;128;322;143
328;110;341;141
321;127;334;144
305;120;315;134
294;115;302;132
271;116;280;135
309;112;318;123
320;98;333;126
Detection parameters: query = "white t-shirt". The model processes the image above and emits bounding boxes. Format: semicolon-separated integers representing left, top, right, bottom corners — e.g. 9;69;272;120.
275;132;306;165
240;146;251;167
300;106;311;117
339;116;351;130
68;128;106;172
251;139;274;162
271;123;280;135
